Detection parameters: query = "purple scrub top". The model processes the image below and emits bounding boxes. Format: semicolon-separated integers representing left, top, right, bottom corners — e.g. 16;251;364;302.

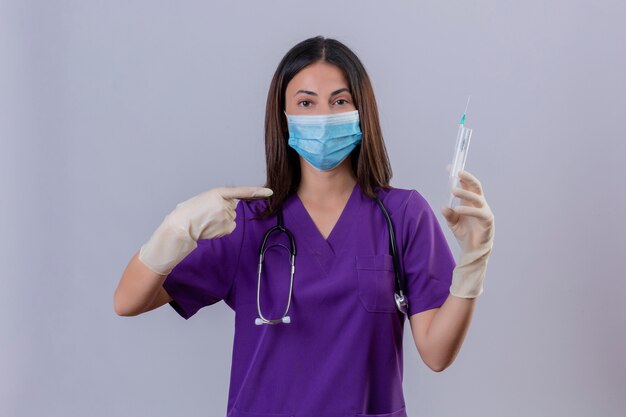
163;182;456;417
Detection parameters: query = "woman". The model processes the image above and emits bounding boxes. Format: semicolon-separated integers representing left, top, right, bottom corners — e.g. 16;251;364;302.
115;36;495;417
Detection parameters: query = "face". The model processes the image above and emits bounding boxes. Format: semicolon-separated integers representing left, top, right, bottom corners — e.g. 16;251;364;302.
284;61;356;116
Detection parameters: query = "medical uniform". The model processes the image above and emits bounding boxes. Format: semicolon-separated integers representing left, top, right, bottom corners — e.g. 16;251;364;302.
163;182;456;417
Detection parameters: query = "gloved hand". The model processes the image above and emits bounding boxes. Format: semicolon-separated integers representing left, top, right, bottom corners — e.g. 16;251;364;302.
139;186;273;276
441;170;495;298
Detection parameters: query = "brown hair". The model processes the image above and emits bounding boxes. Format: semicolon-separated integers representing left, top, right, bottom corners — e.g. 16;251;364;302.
256;35;392;219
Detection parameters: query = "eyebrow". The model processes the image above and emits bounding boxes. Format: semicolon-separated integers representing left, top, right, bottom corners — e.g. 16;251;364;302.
294;88;351;97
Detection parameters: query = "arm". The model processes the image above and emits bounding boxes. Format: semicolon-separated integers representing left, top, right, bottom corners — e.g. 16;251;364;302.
114;250;173;316
410;169;494;372
409;295;476;372
410;171;495;372
113;186;272;317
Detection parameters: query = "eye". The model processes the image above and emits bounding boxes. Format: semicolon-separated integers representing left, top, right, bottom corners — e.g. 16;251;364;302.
334;98;350;105
298;100;312;107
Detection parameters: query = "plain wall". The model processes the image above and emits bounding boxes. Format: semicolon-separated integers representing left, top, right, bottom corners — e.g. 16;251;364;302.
1;1;625;416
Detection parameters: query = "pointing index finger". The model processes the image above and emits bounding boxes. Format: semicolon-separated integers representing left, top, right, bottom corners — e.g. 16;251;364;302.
217;186;274;201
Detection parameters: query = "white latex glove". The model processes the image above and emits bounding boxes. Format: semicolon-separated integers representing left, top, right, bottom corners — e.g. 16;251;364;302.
139;186;273;276
441;170;495;298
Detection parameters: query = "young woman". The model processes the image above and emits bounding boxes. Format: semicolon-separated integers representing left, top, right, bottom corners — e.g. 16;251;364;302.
115;36;495;417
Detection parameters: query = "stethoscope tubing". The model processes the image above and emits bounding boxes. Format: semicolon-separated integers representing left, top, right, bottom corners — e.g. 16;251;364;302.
255;210;296;325
255;195;408;325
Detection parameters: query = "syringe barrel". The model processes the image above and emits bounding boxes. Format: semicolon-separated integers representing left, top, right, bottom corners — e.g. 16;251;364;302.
448;124;473;208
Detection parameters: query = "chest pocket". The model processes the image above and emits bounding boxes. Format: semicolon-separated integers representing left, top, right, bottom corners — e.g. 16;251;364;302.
355;254;398;313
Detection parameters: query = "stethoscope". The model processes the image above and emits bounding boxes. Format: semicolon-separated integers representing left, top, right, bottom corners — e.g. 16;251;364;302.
254;195;408;325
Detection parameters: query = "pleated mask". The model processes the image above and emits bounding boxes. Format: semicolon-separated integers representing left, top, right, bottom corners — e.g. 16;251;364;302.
284;110;363;171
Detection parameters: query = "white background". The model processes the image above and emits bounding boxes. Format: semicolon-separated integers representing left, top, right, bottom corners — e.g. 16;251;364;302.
1;1;625;416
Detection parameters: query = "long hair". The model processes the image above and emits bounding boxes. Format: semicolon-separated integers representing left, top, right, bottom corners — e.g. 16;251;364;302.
256;36;392;219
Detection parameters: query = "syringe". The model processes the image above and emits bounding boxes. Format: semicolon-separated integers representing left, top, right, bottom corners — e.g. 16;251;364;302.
447;96;473;208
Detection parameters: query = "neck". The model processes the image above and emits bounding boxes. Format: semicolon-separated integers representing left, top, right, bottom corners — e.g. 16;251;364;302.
297;157;357;203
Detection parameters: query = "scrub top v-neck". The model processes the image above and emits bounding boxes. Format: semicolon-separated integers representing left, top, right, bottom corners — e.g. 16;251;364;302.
162;183;456;417
290;183;361;258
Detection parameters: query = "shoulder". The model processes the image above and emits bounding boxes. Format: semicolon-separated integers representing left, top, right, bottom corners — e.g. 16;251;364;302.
375;185;432;218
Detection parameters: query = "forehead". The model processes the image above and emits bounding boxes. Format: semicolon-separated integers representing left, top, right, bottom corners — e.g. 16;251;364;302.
286;61;350;93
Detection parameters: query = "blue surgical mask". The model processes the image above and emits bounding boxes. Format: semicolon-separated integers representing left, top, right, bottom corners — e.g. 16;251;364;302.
284;110;363;171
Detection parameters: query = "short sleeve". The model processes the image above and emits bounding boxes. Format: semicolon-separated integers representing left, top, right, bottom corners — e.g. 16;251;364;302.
162;202;245;319
400;190;456;317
